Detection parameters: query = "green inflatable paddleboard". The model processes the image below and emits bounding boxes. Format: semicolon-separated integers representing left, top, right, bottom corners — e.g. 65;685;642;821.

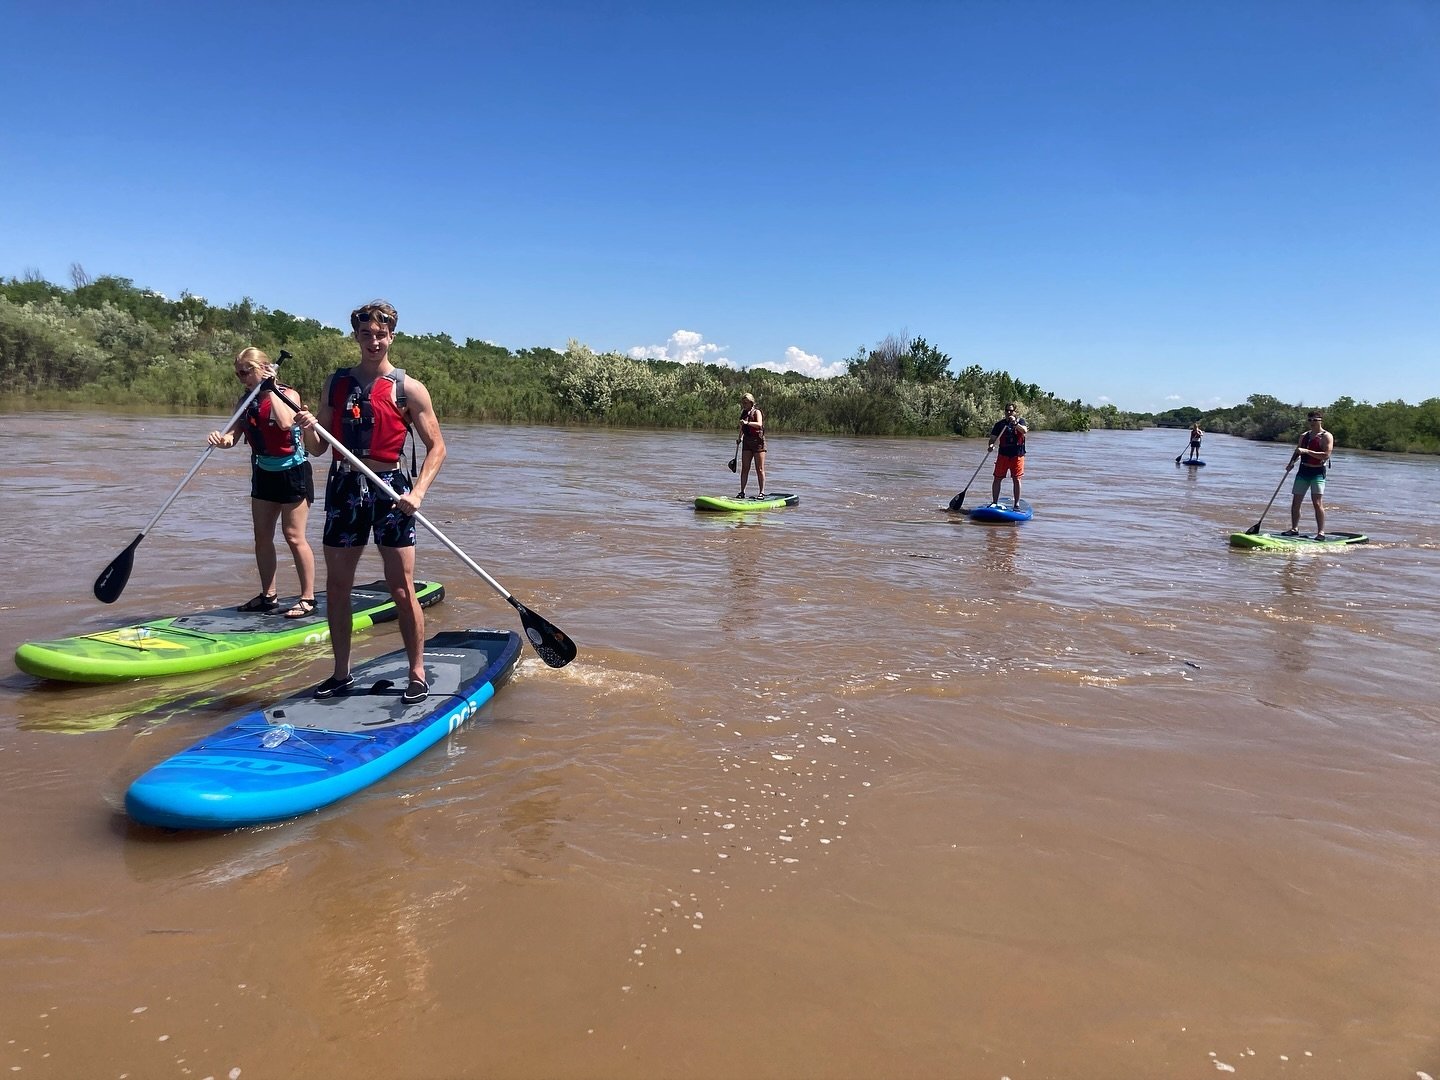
14;580;445;683
1228;531;1367;551
694;492;799;512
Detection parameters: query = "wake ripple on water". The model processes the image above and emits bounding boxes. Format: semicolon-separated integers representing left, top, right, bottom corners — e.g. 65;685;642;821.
621;688;882;989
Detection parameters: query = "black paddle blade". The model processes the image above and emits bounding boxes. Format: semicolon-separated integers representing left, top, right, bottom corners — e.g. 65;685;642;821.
947;492;966;512
510;597;578;668
94;533;143;604
1245;523;1263;534
727;458;738;472
1175;456;1183;464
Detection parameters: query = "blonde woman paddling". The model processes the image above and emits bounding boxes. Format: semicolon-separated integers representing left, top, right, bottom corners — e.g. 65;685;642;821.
738;392;767;498
206;347;317;617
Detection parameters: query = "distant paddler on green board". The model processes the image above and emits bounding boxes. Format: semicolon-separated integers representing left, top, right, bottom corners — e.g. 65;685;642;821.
736;391;768;498
1230;409;1358;549
1282;410;1333;540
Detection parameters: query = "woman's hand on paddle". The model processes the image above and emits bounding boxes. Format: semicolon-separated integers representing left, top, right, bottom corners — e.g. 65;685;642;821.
206;430;234;448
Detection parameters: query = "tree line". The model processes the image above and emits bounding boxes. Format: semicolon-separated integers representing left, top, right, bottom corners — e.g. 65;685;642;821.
2;268;1432;453
1152;392;1440;455
0;269;1095;437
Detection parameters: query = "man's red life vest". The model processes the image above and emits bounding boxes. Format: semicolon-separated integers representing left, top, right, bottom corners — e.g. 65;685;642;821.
326;367;411;464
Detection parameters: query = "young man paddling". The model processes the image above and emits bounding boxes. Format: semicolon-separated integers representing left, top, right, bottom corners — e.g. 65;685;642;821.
295;300;446;704
1283;410;1332;539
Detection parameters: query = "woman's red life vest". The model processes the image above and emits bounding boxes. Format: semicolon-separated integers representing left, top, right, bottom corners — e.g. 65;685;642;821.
242;385;300;457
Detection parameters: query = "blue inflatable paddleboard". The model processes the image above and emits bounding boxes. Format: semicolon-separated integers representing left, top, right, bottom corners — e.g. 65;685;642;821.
125;629;522;829
968;499;1033;524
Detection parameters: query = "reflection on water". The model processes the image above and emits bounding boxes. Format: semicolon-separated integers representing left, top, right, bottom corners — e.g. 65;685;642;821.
978;525;1027;582
718;521;769;633
4;413;1440;1077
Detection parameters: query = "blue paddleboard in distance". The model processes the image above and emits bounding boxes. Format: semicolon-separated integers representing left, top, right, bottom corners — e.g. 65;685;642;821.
967;498;1033;523
125;629;522;829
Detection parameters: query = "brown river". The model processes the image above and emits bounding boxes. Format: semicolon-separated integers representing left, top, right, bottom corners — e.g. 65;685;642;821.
2;411;1439;1080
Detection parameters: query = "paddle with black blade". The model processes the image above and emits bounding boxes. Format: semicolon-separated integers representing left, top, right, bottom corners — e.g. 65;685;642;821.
94;350;292;604
947;448;993;512
727;433;741;473
276;386;577;669
1244;467;1291;535
1174;440;1189;465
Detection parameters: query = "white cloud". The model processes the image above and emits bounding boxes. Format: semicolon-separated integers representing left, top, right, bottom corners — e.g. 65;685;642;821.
1096;395;1112;404
628;329;730;367
628;330;847;379
754;346;848;380
1165;394;1182;401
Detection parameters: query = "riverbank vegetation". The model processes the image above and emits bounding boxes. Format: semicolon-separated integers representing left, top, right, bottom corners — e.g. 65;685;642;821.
1152;394;1440;455
3;269;1434;452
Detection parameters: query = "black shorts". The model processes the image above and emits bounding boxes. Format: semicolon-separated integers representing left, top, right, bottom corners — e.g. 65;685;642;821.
251;461;314;505
322;464;417;549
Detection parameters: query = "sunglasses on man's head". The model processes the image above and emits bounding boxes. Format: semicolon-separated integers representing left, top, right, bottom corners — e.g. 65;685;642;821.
354;309;395;327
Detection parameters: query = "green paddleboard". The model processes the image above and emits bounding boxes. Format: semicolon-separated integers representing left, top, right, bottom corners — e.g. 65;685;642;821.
14;580;445;683
694;492;799;512
1228;531;1367;551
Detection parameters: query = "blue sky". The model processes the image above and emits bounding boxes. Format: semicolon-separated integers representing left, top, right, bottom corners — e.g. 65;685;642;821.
3;1;1436;413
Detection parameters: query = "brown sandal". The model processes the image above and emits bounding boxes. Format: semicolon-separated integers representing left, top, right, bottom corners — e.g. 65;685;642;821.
283;598;317;619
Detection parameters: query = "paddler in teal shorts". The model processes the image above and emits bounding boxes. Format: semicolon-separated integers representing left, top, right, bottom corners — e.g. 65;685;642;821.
1283;410;1333;539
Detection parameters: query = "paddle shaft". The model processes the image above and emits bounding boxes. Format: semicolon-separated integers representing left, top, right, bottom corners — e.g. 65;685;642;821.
277;384;577;667
93;353;290;603
273;387;511;598
949;448;993;509
142;370;281;535
1247;469;1290;533
959;448;991;494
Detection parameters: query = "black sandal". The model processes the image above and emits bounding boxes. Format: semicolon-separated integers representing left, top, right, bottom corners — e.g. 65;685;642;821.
401;679;429;705
283;597;317;619
238;593;279;612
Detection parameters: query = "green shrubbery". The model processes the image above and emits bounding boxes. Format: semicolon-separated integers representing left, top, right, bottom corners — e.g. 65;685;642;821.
1153;393;1440;454
0;270;1104;438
